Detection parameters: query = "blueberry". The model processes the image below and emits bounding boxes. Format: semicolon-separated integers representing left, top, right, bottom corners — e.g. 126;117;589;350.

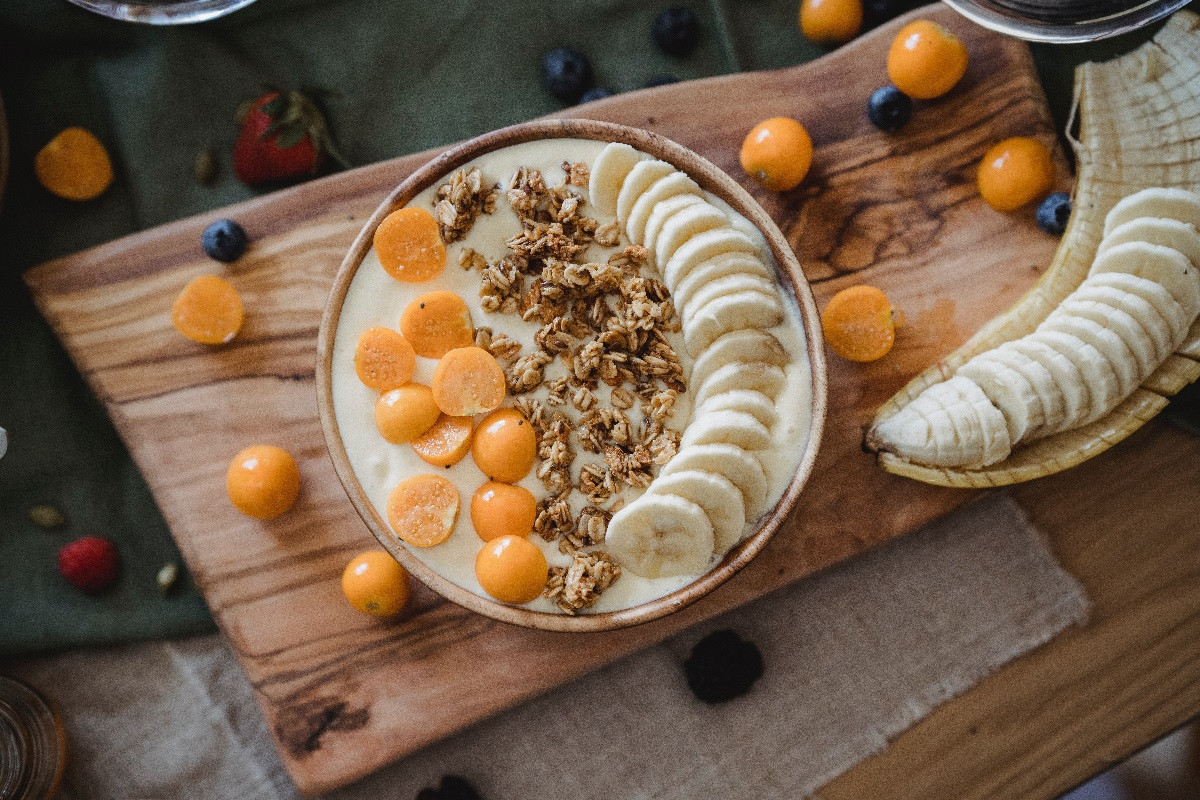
866;86;913;132
653;7;701;57
579;87;614;103
1036;192;1072;235
863;0;905;29
644;74;679;88
683;629;763;704
201;219;248;262
541;47;593;104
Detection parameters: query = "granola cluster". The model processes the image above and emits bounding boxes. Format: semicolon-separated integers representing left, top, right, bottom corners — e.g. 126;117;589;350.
449;161;690;613
434;167;499;243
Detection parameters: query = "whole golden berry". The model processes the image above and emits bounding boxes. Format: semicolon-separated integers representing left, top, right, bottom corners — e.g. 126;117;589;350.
799;0;863;44
226;445;301;519
977;137;1054;212
887;20;968;101
740;117;813;192
821;285;899;362
342;550;410;616
35;127;114;201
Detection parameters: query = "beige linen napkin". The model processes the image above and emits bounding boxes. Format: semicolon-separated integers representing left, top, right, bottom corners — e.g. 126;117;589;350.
8;494;1088;799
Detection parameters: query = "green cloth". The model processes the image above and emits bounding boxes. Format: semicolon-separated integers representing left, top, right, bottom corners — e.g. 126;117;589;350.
0;0;1195;655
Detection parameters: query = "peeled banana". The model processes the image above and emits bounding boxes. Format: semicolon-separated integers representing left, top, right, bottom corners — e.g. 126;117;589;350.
867;13;1200;487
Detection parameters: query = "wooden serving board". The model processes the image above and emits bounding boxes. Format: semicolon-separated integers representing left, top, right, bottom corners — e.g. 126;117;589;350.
25;7;1078;794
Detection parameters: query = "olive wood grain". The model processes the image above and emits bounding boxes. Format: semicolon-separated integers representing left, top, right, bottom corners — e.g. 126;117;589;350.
24;6;1081;794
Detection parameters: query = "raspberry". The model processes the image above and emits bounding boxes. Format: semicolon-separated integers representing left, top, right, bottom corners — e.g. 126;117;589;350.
684;628;763;703
57;536;119;594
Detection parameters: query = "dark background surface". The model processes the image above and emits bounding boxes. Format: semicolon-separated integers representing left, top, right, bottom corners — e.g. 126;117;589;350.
1;0;1196;654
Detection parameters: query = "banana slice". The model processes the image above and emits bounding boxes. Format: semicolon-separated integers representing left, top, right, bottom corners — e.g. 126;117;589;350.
1103;187;1200;236
680;272;779;327
625;172;703;245
1030;329;1120;426
616;159;676;230
673;252;775;313
1006;338;1086;434
693;361;787;407
956;352;1040;443
605;493;715;578
663;228;761;290
1086;271;1190;343
643;194;706;256
1090;241;1200;320
683;289;785;356
1055;294;1160;376
589;143;644;217
923;377;1011;467
1069;279;1176;362
867;390;958;467
660;443;769;520
645;470;747;554
695;389;780;430
654;203;731;272
1038;310;1140;397
680;408;773;451
1098;218;1200;270
689;329;789;390
987;343;1057;438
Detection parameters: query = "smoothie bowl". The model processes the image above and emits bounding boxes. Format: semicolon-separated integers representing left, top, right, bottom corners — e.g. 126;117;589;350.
317;119;826;632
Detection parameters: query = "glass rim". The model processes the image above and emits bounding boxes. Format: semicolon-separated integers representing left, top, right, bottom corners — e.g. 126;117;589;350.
64;0;258;25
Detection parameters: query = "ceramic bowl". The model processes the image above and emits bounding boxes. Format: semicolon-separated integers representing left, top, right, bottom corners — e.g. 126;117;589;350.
317;118;827;632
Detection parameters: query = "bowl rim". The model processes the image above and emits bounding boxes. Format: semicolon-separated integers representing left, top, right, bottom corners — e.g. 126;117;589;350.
316;118;828;632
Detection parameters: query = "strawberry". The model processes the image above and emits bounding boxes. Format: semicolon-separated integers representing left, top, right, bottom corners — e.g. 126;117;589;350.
58;535;120;594
233;89;346;186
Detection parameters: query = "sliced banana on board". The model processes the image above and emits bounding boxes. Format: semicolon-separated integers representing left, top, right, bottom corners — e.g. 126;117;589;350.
1038;311;1140;397
956;352;1041;443
683;289;785;356
1009;336;1091;432
680;408;773;452
646;469;748;554
663;227;761;290
605;493;715;578
1103;187;1200;235
616;159;676;230
693;361;787;407
626;172;703;245
654;203;731;271
659;443;770;521
1068;281;1176;363
1098;217;1200;269
589;142;644;217
672;251;775;313
1055;295;1160;375
1089;241;1200;319
1087;271;1191;343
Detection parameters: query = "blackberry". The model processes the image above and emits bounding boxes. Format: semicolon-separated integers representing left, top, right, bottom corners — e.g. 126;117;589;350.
541;47;593;104
866;86;913;132
1036;192;1072;235
684;628;763;703
201;219;248;262
652;7;701;57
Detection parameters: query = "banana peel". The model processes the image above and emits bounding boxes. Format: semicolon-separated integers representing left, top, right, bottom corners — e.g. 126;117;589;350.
869;10;1200;488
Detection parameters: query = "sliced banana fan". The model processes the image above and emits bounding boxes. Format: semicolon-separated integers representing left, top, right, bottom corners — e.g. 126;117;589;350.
869;10;1200;488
